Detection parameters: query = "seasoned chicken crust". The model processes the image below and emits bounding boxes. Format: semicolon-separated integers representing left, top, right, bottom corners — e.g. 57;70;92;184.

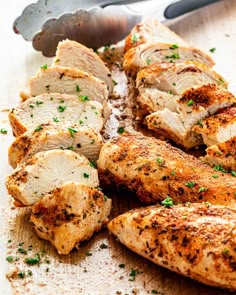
108;203;236;290
31;182;112;255
97;134;236;207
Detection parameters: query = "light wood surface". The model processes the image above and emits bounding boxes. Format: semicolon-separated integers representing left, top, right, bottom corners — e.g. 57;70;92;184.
1;1;236;294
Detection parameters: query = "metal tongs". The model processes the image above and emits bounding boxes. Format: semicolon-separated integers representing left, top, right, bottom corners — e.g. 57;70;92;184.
13;0;221;57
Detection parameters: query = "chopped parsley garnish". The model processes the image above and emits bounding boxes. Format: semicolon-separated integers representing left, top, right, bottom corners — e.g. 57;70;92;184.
25;253;41;265
104;195;108;202
110;79;118;86
79;120;84;124
165;53;180;59
131;34;138;43
35;125;43;132
79;95;89;102
41;64;48;69
231;170;236;177
196;120;203;127
67;146;73;150
18;272;25;279
36;101;43;106
209;48;216;53
128;268;141;281
90;161;96;168
57;105;67;112
29;104;34;108
161;197;174;208
169;44;179;49
156;157;164;164
187;99;194;106
0;128;7;134
6;256;14;262
85;251;92;256
18;248;27;254
185;181;195;188
146;58;152;65
54;59;60;63
68;127;78;138
83;173;89;178
76;84;81;92
53;117;60;122
117;127;125;134
212;174;219;178
214;165;228;173
198;187;208;193
219;78;225;84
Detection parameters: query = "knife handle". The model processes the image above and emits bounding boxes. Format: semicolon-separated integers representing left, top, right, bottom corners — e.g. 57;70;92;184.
164;0;221;19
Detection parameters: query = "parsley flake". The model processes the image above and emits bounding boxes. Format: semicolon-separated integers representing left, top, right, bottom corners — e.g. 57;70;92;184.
57;105;67;112
68;127;78;138
161;197;174;208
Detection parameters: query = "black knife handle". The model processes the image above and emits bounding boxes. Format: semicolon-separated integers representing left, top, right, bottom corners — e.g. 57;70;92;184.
164;0;222;19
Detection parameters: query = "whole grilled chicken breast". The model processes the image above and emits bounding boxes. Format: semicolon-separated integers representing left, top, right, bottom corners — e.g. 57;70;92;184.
136;62;227;115
31;182;112;255
201;136;236;172
9;93;104;137
6;149;99;206
108;203;236;290
124;19;188;52
8;123;103;168
123;43;215;76
53;39;113;93
97;134;236;207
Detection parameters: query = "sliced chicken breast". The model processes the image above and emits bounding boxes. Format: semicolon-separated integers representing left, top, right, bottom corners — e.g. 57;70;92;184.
146;108;203;149
124;19;188;52
108;203;236;290
8;123;103;168
6;149;99;206
146;84;236;149
53;39;113;93
9;93;104;137
123;43;215;76
97;134;236;207
31;182;112;255
202;136;236;172
193;106;236;146
29;66;108;105
136;62;227;115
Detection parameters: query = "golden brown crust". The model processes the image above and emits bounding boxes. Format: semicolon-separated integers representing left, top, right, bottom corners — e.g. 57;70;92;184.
179;84;233;109
108;203;236;290
97;134;236;206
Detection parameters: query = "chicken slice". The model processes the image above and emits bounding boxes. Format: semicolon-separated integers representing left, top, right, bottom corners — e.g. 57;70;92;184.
8;123;103;168
202;136;236;172
146;84;236;149
6;149;99;206
9;93;104;137
124;19;188;52
53;39;113;93
123;43;215;76
146;108;203;148
136;62;227;115
29;66;110;119
193;106;236;146
108;203;236;290
97;133;236;207
31;182;112;255
29;66;108;104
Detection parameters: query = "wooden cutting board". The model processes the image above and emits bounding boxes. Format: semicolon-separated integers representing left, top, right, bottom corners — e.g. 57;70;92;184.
1;1;236;294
